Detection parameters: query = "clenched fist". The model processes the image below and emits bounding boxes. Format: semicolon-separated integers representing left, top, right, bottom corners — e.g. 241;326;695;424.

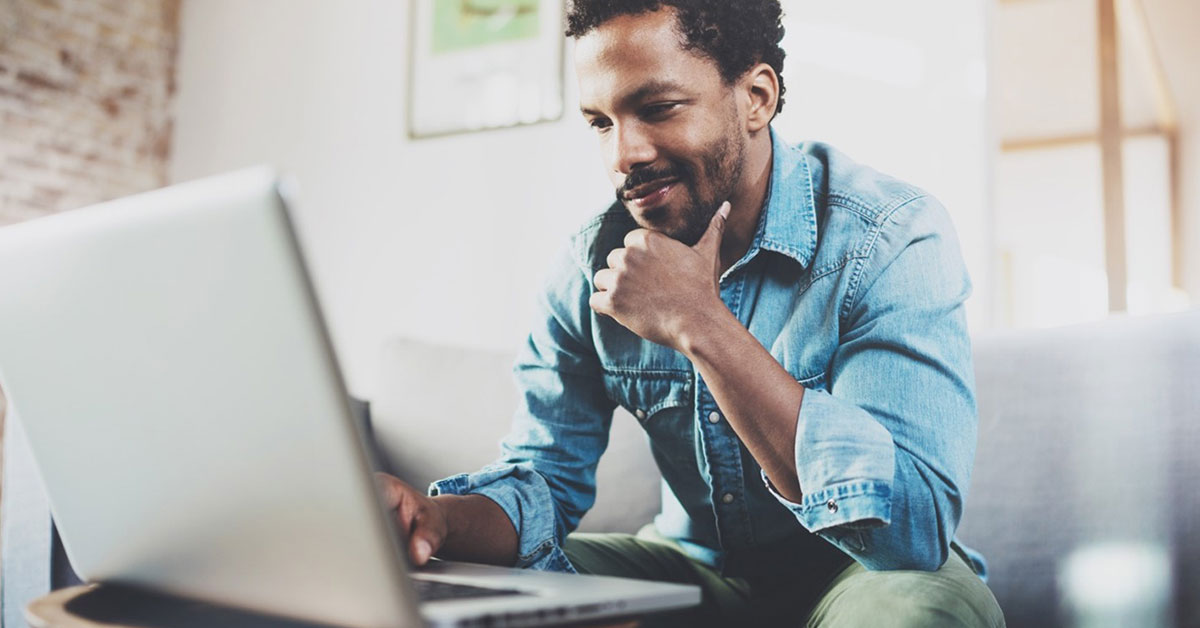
590;201;731;351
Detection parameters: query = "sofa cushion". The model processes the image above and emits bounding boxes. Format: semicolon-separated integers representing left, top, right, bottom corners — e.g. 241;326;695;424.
959;310;1200;626
372;338;662;534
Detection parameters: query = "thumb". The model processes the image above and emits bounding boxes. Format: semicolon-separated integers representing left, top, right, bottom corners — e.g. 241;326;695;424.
693;201;731;257
411;535;434;565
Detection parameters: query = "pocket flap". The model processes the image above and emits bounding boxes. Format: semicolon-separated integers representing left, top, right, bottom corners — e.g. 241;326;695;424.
602;370;692;418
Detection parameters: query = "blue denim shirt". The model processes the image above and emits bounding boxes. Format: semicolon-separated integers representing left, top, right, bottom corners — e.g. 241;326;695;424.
432;130;984;578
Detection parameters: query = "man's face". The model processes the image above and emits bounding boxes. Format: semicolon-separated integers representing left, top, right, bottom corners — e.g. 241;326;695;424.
574;9;747;246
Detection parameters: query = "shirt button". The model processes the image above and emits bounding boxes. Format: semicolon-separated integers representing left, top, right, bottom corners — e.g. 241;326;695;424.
708;412;721;424
635;409;646;420
827;499;839;513
722;493;735;504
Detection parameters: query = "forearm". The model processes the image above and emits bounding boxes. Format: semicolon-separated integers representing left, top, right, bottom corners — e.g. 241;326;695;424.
433;494;519;566
678;306;806;503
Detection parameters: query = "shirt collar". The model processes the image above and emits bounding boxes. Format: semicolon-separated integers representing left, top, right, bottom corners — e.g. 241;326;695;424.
753;128;818;270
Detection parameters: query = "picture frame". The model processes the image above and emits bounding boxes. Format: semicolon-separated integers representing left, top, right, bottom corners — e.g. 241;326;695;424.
407;0;565;139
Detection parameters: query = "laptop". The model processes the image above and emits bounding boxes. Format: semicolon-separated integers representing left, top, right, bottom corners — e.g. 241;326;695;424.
0;167;700;627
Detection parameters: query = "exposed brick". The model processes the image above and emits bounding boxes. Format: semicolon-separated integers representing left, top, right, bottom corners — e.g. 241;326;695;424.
0;84;30;102
6;154;49;170
15;69;65;91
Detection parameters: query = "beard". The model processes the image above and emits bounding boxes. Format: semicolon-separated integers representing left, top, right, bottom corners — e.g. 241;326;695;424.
615;124;746;247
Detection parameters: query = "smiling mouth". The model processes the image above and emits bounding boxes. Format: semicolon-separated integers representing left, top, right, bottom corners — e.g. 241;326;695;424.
624;178;678;201
623;179;679;212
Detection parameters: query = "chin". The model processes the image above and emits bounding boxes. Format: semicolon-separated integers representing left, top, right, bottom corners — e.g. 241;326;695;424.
626;203;678;232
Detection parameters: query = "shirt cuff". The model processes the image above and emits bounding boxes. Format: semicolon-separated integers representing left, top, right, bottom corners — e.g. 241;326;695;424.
429;463;576;573
760;469;891;532
771;387;897;532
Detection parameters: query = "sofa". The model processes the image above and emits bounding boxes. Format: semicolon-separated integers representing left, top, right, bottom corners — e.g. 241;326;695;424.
4;310;1198;626
370;310;1200;626
958;310;1199;626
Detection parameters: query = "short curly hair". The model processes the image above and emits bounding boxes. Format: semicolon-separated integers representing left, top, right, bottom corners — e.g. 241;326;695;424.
565;0;787;115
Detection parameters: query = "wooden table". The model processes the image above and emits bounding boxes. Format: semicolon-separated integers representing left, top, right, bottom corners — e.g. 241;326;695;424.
27;584;640;628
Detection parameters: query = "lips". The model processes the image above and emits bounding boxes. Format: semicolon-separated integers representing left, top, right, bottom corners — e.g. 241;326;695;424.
624;178;678;202
625;181;677;213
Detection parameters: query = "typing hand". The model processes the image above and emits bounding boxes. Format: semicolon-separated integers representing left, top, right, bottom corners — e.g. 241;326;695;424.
374;473;448;566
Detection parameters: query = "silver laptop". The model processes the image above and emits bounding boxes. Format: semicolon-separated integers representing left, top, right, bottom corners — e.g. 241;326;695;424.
0;168;699;627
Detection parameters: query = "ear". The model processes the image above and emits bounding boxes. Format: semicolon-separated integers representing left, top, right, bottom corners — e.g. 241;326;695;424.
743;63;780;134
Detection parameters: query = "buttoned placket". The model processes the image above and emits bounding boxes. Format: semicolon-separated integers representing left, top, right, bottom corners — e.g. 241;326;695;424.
693;245;770;555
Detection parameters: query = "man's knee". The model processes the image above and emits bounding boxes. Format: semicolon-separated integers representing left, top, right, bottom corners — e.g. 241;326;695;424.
562;533;638;576
866;580;997;628
809;560;1004;628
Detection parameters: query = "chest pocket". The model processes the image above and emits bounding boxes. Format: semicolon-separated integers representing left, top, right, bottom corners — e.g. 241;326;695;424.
601;370;694;462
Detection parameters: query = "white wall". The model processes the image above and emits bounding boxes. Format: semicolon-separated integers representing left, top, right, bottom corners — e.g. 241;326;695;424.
994;136;1187;328
1185;128;1200;298
170;0;990;399
772;2;992;329
1140;0;1200;306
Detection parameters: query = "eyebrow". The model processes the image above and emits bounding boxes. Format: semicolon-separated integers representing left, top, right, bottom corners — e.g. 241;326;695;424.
579;79;689;116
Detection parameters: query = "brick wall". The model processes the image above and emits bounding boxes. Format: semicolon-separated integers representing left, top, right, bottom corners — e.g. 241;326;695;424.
0;0;181;528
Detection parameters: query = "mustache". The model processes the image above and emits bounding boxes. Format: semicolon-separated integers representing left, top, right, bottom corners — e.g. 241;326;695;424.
616;162;691;200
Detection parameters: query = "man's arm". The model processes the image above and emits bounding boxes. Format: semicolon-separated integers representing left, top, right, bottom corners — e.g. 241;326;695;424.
675;307;807;502
435;494;519;565
591;202;807;500
405;244;616;573
593;197;977;571
375;474;517;567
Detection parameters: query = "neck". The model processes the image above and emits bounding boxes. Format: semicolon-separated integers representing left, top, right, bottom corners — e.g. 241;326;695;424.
719;132;774;275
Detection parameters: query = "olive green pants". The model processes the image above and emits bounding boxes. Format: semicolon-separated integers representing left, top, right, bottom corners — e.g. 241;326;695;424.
562;526;1005;627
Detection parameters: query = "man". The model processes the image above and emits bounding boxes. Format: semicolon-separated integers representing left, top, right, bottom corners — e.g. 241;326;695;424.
376;1;1004;625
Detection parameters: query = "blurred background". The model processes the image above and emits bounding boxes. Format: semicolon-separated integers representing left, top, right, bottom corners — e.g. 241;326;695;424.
0;0;1196;624
0;0;1195;399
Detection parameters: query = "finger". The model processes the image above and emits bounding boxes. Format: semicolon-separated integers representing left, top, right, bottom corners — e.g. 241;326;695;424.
408;510;437;565
589;290;612;316
395;490;419;538
410;535;434;566
374;473;403;509
623;229;650;249
693;201;730;257
593;268;616;292
605;247;626;270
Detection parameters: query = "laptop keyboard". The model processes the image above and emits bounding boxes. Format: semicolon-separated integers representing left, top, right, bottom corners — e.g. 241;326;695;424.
412;578;531;602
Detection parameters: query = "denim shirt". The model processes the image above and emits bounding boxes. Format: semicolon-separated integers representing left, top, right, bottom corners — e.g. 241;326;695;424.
431;129;984;579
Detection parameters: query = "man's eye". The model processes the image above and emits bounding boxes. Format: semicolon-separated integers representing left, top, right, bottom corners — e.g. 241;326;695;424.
643;103;678;118
589;118;612;132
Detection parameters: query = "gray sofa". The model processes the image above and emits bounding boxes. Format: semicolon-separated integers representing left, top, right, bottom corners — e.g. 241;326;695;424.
3;310;1198;626
371;310;1200;626
958;311;1199;626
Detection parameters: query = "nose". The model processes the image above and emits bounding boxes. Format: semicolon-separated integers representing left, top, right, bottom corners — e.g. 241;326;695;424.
609;122;657;176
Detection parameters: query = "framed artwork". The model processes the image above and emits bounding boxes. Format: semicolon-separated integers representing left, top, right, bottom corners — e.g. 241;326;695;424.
407;0;565;138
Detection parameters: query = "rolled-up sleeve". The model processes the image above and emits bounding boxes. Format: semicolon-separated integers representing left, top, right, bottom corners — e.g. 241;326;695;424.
429;246;615;572
764;196;977;572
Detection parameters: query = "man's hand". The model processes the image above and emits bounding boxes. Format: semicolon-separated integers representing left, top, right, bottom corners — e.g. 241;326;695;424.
590;202;732;350
374;472;520;568
375;473;447;566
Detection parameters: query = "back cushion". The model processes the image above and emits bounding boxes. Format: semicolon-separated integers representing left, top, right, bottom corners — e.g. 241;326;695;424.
372;338;661;534
959;311;1200;626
